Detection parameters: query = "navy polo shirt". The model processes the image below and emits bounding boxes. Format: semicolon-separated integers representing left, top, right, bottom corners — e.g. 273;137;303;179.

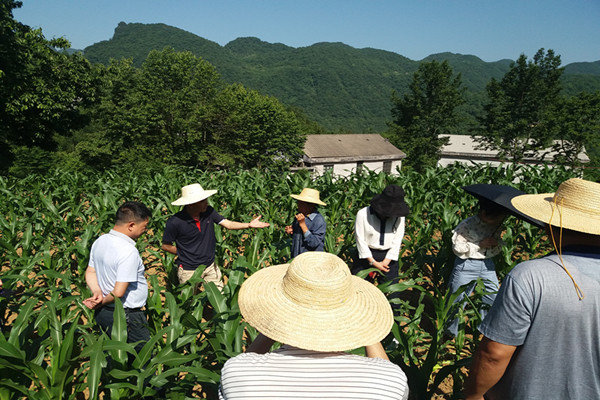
162;207;224;270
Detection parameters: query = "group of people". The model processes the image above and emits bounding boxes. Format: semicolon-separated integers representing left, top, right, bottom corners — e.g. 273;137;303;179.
82;177;600;399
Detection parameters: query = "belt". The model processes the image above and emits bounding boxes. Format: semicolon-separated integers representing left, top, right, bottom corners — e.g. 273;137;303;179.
103;305;144;312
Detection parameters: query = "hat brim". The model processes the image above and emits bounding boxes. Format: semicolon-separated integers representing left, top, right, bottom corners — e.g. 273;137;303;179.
171;190;217;206
512;193;600;235
239;264;393;352
290;194;327;206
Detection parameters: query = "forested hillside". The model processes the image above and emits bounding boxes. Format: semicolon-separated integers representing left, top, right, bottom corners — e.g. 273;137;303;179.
83;22;600;132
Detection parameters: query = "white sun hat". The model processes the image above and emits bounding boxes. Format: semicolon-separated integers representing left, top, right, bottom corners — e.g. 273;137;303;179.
171;183;218;206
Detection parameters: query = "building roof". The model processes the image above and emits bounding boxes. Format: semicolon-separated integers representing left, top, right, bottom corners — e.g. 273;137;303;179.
441;134;589;163
304;134;406;163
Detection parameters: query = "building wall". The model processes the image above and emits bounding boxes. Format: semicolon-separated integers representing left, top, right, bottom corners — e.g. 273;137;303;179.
311;160;402;177
437;157;504;168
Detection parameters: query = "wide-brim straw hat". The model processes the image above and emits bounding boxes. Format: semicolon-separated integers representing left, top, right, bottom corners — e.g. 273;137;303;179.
290;188;327;206
239;252;393;352
171;183;217;206
370;184;410;218
511;178;600;235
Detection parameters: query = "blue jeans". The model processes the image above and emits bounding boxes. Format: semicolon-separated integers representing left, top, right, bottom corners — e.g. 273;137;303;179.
446;257;499;336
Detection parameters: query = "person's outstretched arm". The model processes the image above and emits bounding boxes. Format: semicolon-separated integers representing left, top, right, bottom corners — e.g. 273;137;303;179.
220;216;270;230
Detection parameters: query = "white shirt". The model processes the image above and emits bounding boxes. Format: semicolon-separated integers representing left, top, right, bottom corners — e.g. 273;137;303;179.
89;229;148;308
219;346;409;400
355;206;405;261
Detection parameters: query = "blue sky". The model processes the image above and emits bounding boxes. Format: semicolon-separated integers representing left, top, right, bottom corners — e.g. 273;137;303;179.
13;0;600;65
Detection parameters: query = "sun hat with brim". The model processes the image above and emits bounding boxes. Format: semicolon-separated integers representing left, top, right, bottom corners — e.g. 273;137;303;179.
370;184;410;218
239;252;393;352
511;178;600;235
290;188;327;206
171;183;218;206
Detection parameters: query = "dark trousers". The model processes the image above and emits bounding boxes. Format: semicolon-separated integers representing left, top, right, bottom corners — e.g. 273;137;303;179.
351;249;401;311
95;305;150;353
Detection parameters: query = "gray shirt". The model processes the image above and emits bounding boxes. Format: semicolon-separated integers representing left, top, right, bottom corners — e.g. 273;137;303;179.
479;248;600;399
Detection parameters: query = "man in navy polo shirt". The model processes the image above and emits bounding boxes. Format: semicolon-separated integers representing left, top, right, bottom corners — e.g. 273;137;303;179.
162;183;269;291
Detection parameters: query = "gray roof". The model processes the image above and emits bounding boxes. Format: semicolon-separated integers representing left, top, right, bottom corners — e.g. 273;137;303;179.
304;134;406;163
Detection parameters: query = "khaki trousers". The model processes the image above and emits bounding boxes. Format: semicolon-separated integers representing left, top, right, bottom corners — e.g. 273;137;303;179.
177;263;224;292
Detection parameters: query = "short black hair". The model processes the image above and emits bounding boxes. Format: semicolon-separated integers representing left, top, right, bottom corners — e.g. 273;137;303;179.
115;201;151;224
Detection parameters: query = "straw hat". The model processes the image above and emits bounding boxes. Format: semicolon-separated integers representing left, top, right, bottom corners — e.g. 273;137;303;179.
171;183;217;206
511;178;600;235
290;188;327;206
238;252;393;352
370;185;410;218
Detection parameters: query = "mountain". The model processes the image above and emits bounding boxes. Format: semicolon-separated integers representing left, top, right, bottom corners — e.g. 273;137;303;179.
83;22;600;133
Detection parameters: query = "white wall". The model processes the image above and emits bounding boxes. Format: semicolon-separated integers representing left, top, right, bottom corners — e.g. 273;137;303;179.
311;160;402;177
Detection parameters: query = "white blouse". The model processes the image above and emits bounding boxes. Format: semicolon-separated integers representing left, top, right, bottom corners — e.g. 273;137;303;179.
355;206;405;261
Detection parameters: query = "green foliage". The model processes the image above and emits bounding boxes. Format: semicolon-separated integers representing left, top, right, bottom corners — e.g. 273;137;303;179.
389;60;465;171
477;49;564;162
0;164;577;398
0;0;100;172
548;91;600;169
81;48;306;171
82;23;600;133
204;84;305;169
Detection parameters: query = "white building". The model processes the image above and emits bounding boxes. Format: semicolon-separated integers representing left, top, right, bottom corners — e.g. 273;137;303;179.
438;134;589;167
298;134;406;177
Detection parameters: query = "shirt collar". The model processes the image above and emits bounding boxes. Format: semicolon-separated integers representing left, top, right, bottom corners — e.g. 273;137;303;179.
305;212;318;220
108;229;136;246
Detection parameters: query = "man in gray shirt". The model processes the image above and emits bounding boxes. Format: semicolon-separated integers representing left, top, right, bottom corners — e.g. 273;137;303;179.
465;178;600;399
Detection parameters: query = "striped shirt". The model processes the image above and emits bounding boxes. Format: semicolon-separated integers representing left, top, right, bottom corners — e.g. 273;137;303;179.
218;346;409;400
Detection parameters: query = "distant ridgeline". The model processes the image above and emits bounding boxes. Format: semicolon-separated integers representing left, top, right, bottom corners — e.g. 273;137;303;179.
83;22;600;133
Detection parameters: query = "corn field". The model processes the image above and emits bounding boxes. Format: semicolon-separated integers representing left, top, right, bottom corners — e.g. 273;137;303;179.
0;164;577;399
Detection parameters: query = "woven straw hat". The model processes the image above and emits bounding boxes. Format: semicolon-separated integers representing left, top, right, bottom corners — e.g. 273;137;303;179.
511;178;600;235
290;188;327;206
239;252;393;352
171;183;217;206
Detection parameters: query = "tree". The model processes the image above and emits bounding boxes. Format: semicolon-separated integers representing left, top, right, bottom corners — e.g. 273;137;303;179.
204;84;305;169
388;60;464;171
88;47;305;170
477;49;564;162
548;91;600;169
0;0;99;172
91;48;222;169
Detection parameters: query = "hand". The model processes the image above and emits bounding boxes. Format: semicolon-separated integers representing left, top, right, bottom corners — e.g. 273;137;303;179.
373;261;390;273
480;237;498;248
249;215;270;228
285;225;293;235
295;213;308;231
83;291;103;310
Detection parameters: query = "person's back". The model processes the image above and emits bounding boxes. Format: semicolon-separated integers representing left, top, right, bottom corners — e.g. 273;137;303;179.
481;250;600;399
218;252;409;400
465;178;600;400
220;346;408;400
